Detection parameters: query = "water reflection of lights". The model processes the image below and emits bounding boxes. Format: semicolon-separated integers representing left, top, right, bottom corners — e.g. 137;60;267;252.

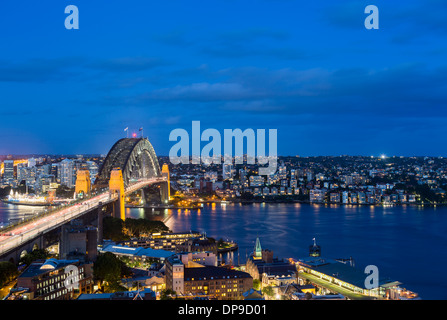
369;205;375;217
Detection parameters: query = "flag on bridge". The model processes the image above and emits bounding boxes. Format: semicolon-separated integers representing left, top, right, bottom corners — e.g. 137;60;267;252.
124;127;128;131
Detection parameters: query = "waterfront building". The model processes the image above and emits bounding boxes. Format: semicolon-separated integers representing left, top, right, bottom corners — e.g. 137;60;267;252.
309;189;326;203
296;256;418;299
165;254;253;300
246;238;296;282
179;251;218;267
262;187;270;196
290;179;297;188
121;231;203;251
350;192;358;204
342;191;349;204
249;175;265;187
330;192;340;203
267;174;277;186
280;186;286;195
176;238;218;255
278;162;287;180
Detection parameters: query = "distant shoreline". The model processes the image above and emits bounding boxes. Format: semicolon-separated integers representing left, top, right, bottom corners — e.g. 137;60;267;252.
221;198;447;207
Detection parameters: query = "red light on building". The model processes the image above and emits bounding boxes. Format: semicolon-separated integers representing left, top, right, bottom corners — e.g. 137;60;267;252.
132;133;137;138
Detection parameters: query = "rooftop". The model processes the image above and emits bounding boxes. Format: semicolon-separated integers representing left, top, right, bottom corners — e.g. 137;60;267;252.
100;244;175;259
19;259;79;278
298;257;393;290
184;266;252;281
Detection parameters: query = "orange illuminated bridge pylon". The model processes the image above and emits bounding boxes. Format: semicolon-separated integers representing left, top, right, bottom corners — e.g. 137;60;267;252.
109;168;125;220
75;170;91;197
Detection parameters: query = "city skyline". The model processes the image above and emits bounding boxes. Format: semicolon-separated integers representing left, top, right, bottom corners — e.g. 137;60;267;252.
1;1;446;156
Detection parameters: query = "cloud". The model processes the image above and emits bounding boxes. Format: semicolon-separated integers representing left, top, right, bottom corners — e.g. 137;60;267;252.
0;56;168;83
86;57;168;73
137;82;260;102
77;62;447;123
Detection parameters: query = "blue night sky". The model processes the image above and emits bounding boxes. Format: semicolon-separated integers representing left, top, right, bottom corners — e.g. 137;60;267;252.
0;1;446;157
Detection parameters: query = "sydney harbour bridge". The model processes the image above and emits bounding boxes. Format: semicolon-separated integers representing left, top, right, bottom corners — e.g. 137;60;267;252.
0;137;170;263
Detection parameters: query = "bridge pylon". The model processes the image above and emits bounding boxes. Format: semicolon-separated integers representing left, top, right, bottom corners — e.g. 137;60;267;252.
161;164;170;202
109;168;125;220
75;170;91;197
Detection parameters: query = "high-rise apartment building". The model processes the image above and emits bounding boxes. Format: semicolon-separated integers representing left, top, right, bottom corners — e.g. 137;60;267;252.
59;159;75;188
3;160;14;180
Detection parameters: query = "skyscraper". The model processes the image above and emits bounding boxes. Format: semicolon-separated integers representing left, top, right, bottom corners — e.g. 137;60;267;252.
3;160;14;180
60;159;75;188
222;163;233;180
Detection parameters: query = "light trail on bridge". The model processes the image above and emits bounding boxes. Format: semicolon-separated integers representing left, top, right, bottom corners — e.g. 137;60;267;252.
0;177;166;256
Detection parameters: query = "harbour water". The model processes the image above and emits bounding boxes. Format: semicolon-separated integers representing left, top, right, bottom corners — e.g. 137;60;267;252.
2;201;447;299
129;202;447;300
0;202;43;227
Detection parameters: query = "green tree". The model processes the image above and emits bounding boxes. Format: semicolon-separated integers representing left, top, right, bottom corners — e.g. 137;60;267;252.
103;281;127;293
103;216;127;241
0;262;18;287
19;249;50;266
253;279;261;291
93;252;123;285
160;289;176;300
124;218;169;237
262;286;274;298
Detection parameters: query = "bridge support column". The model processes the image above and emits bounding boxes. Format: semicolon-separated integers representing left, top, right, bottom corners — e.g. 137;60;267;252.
160;181;169;204
140;189;146;206
162;164;171;201
109;169;125;221
97;203;103;244
113;192;125;220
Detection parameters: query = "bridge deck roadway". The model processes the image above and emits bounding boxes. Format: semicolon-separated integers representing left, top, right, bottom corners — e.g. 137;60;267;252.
0;178;166;256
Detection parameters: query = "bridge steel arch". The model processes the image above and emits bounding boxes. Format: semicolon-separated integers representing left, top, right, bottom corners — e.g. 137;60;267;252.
94;138;162;189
